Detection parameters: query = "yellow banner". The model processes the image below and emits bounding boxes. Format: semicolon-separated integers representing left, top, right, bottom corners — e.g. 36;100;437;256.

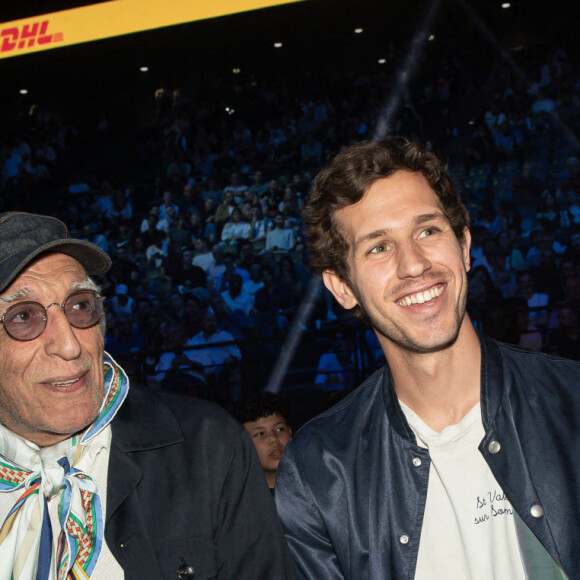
0;0;303;60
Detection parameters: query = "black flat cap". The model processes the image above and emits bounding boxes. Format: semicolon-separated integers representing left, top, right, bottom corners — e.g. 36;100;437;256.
0;211;111;293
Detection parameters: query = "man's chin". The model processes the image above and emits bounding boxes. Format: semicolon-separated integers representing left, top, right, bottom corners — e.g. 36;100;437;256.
389;325;463;355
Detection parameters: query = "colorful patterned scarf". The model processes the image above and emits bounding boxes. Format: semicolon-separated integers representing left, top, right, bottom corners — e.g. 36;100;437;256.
0;353;129;580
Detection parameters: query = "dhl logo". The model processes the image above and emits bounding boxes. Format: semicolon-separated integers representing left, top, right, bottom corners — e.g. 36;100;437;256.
0;21;63;53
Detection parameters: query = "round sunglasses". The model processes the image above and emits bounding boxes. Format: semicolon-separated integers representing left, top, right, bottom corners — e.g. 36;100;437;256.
0;290;105;341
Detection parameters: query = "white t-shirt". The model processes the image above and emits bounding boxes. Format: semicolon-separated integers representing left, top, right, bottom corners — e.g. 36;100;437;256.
400;402;526;580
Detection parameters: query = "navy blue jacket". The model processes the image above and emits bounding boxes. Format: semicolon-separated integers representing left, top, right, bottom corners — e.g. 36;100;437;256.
275;334;580;579
105;386;295;579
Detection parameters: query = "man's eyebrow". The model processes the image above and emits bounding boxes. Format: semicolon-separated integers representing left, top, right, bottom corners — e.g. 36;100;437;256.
0;279;101;305
415;212;445;225
73;279;102;294
354;212;446;247
0;288;31;304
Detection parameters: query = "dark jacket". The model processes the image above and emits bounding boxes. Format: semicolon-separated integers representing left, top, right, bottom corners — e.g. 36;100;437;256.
275;334;580;579
105;385;295;579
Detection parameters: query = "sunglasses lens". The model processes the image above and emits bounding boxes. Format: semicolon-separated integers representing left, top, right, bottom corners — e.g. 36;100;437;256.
4;302;46;340
64;291;104;328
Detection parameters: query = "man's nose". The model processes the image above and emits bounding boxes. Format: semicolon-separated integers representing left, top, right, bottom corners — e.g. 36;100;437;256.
396;240;432;279
43;308;82;360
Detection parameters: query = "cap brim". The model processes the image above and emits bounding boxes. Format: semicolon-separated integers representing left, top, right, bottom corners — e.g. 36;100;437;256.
0;239;111;293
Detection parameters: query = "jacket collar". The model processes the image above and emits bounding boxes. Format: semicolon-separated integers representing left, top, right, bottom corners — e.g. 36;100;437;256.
477;332;505;430
110;386;185;453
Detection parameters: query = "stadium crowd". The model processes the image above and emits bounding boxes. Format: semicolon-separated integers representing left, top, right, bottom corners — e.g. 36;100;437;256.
1;30;579;420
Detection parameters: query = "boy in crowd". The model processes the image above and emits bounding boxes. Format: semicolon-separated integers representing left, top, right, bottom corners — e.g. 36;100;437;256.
231;393;292;491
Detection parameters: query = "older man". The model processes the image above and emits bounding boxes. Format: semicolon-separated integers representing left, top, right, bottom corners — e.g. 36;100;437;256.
0;212;294;579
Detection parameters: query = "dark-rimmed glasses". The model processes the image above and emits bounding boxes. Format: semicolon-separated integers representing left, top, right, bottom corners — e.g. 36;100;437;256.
0;290;105;341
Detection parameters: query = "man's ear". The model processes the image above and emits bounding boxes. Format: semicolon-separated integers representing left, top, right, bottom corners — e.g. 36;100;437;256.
461;227;472;272
322;270;359;310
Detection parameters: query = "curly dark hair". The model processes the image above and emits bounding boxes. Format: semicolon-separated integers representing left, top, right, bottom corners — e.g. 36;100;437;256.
302;138;470;283
230;392;291;425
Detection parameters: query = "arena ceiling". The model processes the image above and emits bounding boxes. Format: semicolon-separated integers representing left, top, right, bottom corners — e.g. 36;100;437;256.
0;0;577;128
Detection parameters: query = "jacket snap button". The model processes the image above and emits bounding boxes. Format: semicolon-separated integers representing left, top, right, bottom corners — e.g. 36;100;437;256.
119;534;134;548
488;440;501;454
412;457;422;467
399;534;409;544
530;504;544;518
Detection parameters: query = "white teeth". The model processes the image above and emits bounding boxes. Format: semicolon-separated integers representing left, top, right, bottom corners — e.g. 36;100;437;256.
51;378;79;386
398;285;443;306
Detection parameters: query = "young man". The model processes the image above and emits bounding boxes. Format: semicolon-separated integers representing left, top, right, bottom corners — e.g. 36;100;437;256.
0;212;294;579
231;393;292;490
275;139;580;579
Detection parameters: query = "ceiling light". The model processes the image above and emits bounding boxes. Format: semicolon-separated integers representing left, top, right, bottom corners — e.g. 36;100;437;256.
378;58;386;64
354;28;363;34
274;42;283;48
140;66;149;72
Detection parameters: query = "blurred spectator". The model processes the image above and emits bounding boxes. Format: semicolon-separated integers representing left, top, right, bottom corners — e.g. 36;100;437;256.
278;254;307;298
223;172;248;200
278;186;303;226
145;229;167;267
190;210;217;244
221;273;254;316
237;240;259;272
249;204;272;242
106;313;146;355
492;118;525;163
216;252;250;291
156;203;178;233
192;237;215;271
243;263;265;300
544;303;580;361
170;247;208;289
300;133;323;168
249;170;269;197
467;265;503;329
265;212;296;253
83;222;109;254
314;333;357;392
186;309;242;401
254;266;298;337
110;284;135;317
183;292;205;338
221;207;251;246
516;270;550;328
559;157;580;197
496;231;526;272
168;214;190;246
140;206;159;237
154;321;207;396
158;190;180;221
464;122;495;169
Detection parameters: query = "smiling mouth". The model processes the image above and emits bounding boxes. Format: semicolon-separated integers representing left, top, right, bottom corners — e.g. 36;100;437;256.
49;378;81;387
397;284;444;306
43;371;88;389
